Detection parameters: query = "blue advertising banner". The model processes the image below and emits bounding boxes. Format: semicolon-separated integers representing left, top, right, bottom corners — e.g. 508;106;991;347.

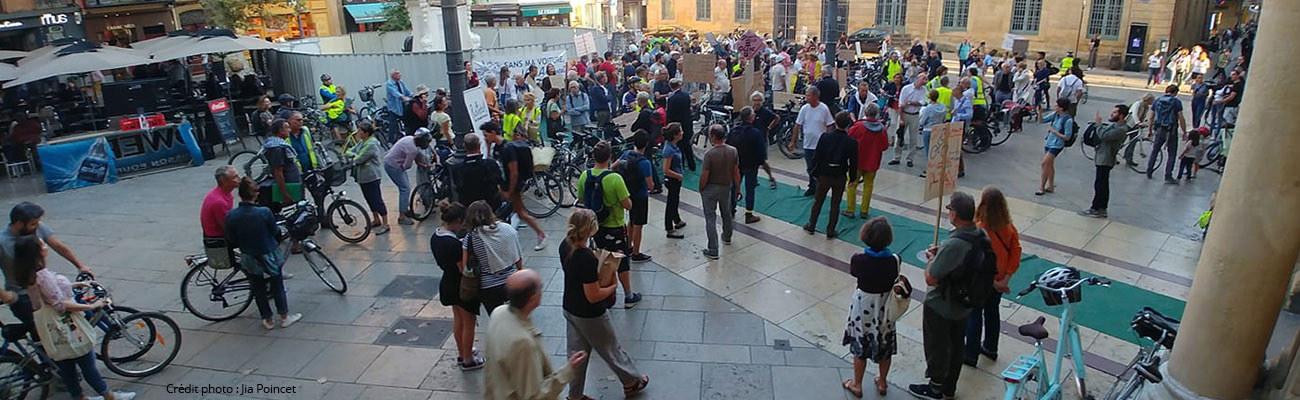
107;122;204;175
37;137;119;193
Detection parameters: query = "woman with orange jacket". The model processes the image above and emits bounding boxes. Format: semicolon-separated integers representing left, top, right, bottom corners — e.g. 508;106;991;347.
964;186;1022;367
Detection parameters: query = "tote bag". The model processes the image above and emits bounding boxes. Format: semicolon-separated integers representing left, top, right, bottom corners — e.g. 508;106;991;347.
32;290;97;361
883;255;914;322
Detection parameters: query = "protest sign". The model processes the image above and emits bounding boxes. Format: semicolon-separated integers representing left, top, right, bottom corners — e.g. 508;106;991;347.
923;122;963;203
472;50;567;81
575;32;597;57
683;54;715;83
737;31;766;59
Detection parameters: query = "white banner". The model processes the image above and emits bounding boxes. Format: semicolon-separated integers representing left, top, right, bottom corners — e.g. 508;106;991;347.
472;50;567;81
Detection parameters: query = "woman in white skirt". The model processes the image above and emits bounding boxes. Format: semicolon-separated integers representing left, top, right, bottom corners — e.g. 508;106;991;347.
841;216;902;397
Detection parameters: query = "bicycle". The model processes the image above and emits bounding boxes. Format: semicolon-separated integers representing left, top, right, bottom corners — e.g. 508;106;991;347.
962;108;1004;154
1001;267;1111;400
1196;129;1228;175
1102;307;1179;400
228;133;342;183
73;274;182;378
1079;123;1160;174
181;200;348;322
772;98;803;159
410;144;455;221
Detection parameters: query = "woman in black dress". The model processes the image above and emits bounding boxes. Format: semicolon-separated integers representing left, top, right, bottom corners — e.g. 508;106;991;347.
841;216;902;397
429;201;483;370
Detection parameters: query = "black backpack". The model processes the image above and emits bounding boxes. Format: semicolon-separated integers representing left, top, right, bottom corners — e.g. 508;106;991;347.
1063;121;1081;147
582;170;615;221
1082;123;1101;147
616;152;648;194
946;231;999;309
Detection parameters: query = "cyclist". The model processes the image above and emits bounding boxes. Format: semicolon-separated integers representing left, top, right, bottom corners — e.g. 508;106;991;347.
322;85;355;141
0;202;93;335
286;112;327;219
319;74;337;104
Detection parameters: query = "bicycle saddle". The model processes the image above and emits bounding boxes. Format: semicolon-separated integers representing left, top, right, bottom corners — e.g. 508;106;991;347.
1;324;29;342
1019;316;1050;341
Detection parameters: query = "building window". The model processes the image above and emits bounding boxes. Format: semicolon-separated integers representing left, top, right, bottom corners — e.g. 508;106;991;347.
662;0;673;19
876;0;906;32
1010;0;1042;34
697;0;710;20
940;0;968;31
821;0;848;40
1088;0;1124;40
774;0;797;41
736;0;750;22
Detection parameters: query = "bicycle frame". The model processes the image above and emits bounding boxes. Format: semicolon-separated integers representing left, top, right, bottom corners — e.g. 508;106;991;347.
1004;285;1094;400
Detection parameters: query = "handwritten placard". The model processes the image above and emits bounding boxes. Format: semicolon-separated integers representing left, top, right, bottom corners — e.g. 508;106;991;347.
682;53;715;84
923;122;964;202
737;31;766;59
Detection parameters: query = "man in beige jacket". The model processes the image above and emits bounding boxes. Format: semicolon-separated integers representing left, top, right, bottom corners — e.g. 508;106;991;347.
484;269;587;400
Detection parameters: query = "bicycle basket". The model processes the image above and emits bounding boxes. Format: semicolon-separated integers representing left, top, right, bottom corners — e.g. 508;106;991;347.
323;162;349;187
531;146;556;172
359;87;374;103
1037;285;1082;306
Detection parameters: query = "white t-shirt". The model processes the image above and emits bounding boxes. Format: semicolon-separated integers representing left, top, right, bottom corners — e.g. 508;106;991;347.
714;67;731;92
1148;55;1161;69
898;83;928;113
795;103;834;150
769;64;788;92
1058;75;1083;103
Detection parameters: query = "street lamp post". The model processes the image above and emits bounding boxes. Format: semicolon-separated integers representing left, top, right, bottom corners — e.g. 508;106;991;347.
441;0;471;148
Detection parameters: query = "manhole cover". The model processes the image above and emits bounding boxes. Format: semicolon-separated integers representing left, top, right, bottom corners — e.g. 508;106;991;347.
374;317;454;348
377;275;440;299
772;339;792;351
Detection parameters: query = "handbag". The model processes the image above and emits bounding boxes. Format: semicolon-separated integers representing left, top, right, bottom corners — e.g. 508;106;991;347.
31;288;97;361
884;255;913;322
460;234;481;302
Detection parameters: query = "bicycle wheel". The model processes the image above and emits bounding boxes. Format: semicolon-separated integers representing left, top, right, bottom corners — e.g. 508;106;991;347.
989;121;1012;146
228;150;268;182
1198;141;1221;168
304;246;348;294
962;129;990;154
180;263;252;322
1081;141;1096;160
93;306;143;361
101;312;181;378
0;352;49;400
776;126;804;159
521;174;562;218
409;182;436;221
1127;138;1158;174
326;199;372;243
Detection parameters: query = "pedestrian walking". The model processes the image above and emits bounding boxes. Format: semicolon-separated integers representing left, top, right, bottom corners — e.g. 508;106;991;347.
1037;99;1075;196
699;124;740;260
844;104;890;219
750;92;780;189
483;269;586;400
964;187;1021;367
613;131;655;262
662;123;686;239
1088;35;1101;70
482;122;548;251
892;72;927;167
1190;75;1210;128
803;112;858;239
1057;67;1084;117
1146;51;1163;87
346;121;390;234
576;141;642;307
1147;85;1188;184
462;200;524;313
791;86;835;197
728;107;766;224
383;131;434;225
429;201;484;370
1079;105;1133;219
226;178;304;330
908;191;984;400
560;209;651;399
841;216;904;398
451;134;504;210
1033;61;1052;112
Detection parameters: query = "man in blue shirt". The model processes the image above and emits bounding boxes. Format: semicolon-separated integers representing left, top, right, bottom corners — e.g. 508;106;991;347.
385;69;412;142
613;131;655;264
951;79;974;177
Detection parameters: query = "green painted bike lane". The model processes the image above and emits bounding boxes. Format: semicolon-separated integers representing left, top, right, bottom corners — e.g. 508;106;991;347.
674;167;1185;345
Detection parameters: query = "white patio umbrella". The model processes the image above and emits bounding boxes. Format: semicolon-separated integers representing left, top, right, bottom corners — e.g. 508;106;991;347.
132;34;193;53
0;50;28;60
0;63;17;81
149;34;282;60
4;42;154;88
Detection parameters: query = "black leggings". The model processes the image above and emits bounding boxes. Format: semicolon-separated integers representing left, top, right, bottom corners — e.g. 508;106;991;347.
665;178;682;228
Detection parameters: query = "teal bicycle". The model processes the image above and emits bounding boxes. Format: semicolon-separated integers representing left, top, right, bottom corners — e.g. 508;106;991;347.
1002;267;1111;400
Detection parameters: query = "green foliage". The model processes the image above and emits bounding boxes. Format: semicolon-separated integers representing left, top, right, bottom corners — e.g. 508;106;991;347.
200;0;295;31
378;2;412;32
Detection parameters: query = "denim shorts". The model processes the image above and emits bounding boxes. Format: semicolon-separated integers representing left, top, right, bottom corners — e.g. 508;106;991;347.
1045;147;1063;156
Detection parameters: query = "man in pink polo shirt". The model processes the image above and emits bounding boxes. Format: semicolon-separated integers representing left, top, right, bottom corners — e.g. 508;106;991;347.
201;165;240;238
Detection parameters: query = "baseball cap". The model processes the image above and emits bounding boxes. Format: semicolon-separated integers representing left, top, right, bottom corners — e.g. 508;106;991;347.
277;93;295;103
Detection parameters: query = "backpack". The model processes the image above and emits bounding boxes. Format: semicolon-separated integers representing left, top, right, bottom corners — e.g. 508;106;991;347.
616;152;648;194
1063;120;1080;147
946;231;999;310
1153;95;1179;128
1082;123;1101;147
582;170;615;221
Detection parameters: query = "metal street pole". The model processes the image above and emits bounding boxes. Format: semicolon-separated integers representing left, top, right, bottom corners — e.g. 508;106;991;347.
441;0;471;147
824;0;838;70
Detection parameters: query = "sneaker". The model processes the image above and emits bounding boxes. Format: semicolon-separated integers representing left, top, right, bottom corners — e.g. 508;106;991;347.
282;272;294;280
630;253;652;263
673;221;687;230
459;354;486;371
375;225;391;235
907;160;914;168
89;392;136;400
534;235;548;251
908;383;944;400
958;171;966;178
827;231;838;240
963;357;978;367
701;250;720;260
744;214;761;224
666;230;685;239
887;159;901;165
802;225;816;235
919;171;927;178
1165;178;1179;185
841;210;855;218
262;319;275;330
723;237;732;245
980;347;998;361
281;313;303;328
398;217;416;225
623;292;642;308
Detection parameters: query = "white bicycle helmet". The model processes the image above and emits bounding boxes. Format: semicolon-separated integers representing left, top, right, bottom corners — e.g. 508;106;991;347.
1038;267;1081;289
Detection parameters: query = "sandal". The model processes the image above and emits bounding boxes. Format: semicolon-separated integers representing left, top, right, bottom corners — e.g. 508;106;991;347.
623;375;650;395
842;379;862;398
875;376;888;396
1034;190;1045;196
769;179;777;189
1045;186;1055;193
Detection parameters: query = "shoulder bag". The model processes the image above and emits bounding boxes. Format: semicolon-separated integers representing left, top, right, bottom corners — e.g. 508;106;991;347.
884;254;913;322
460;233;481;302
31;287;97;361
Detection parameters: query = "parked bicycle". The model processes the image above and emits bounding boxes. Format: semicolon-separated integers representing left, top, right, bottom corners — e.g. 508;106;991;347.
1080;123;1160;174
182;200;348;322
410;144;455;221
1002;267;1111;400
1102;307;1179;400
772;97;803;159
227;134;341;183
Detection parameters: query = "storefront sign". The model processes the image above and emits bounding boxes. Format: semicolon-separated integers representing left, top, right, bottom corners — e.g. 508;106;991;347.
106;23;136;30
0;21;24;30
208;99;240;145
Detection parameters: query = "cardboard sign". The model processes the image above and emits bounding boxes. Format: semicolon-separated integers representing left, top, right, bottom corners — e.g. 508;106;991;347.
575;32;597;57
548;75;565;91
737;31;766;59
611;111;638;138
1001;34;1017;51
682;53;715;84
923;122;964;203
838;49;857;62
772;91;805;111
730;69;764;108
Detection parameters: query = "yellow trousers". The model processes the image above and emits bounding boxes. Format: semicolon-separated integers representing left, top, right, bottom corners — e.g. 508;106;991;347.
844;170;876;215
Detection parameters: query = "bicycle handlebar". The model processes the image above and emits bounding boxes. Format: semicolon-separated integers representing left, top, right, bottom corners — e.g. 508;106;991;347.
1015;277;1111;299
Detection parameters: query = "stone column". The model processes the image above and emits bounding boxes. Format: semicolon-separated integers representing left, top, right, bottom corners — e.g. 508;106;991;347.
1148;1;1300;399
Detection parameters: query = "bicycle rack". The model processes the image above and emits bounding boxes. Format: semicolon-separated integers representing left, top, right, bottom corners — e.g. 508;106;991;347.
1002;354;1040;384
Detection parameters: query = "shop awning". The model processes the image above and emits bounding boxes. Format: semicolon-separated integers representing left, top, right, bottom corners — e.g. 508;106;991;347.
520;4;572;17
344;3;389;24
